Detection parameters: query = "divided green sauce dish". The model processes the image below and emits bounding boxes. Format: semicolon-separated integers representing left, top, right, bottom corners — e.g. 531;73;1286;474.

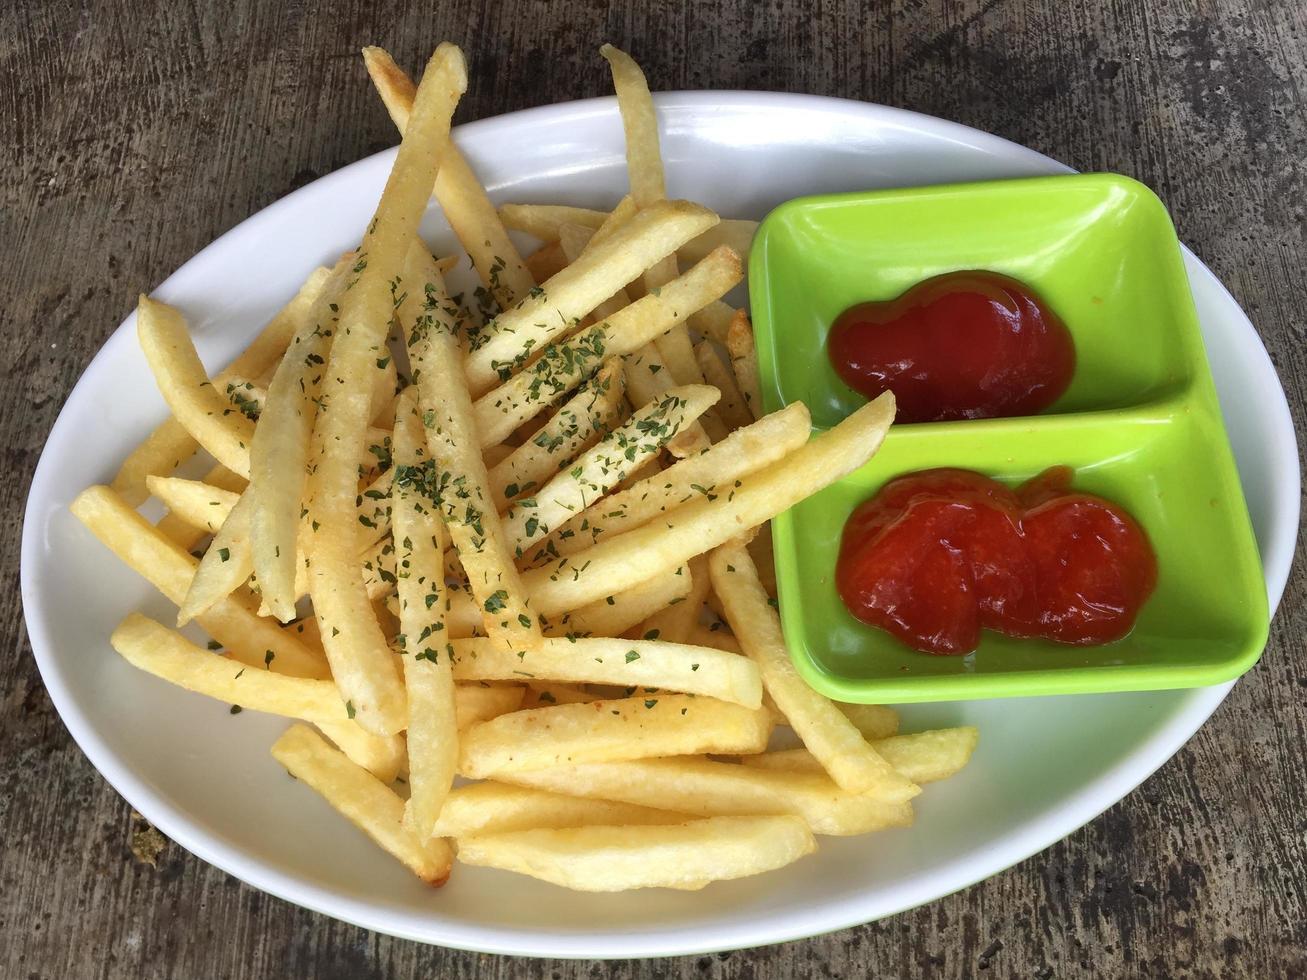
749;173;1268;703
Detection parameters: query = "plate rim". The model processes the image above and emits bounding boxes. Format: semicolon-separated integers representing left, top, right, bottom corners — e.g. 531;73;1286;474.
20;90;1300;958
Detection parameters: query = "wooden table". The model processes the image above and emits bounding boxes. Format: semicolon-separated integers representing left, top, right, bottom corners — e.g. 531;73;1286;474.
4;1;1303;975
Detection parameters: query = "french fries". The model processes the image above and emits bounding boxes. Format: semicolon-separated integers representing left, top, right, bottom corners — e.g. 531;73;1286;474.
458;815;814;891
709;540;916;798
448;636;762;706
307;43;466;736
523;394;895;615
80;40;977;894
430;782;687;837
272;724;452;885
458;695;772;778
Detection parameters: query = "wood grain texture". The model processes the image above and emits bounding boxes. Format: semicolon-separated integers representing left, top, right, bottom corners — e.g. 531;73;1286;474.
3;0;1304;976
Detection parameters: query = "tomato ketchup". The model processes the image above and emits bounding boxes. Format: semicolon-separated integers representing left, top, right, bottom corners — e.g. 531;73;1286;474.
827;271;1075;423
836;467;1156;655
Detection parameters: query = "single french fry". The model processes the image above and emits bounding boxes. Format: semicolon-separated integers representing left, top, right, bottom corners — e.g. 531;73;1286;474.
316;721;407;784
391;394;458;837
272;724;452;885
454;683;525;730
136;296;257;477
498;204;607;241
458;695;772;778
147;475;240;535
600;44;665;207
741;728;978;784
308;42;467;736
638;555;710;644
457;814;814;891
688;300;736;346
448;636;762;706
430;782;687;837
472;246;741;448
837;702;900;741
177;489;255;625
709;541;916;799
524;240;567;283
155;463;246;549
522;394;894;616
464;201;719;396
71;486;327;678
521;683;599;707
695;340;751;431
399;245;542;653
362;46;534;311
687;624;742;654
556;564;691;637
112;267;330;505
547;401;810;558
486;359;624;510
725;310;763;420
249;257;351;622
502;757;915;835
502;384;719;555
111;614;346;721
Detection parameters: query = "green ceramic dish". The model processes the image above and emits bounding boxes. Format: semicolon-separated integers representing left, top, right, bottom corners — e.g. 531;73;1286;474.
749;173;1268;702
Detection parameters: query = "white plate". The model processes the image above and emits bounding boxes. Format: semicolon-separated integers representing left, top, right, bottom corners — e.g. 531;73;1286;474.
21;93;1299;958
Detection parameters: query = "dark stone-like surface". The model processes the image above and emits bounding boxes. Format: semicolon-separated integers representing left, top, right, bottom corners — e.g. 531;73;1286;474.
3;1;1303;976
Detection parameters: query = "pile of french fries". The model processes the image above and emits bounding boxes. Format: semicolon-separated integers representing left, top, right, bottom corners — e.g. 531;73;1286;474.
72;41;977;892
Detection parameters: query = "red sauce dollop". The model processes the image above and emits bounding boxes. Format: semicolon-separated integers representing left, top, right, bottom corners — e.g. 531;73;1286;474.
827;271;1075;423
836;467;1157;655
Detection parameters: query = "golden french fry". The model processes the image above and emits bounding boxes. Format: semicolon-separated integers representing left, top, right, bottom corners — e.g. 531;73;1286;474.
430;782;688;837
709;540;917;798
548;401;809;557
458;695;772;778
524;240;567;283
836;703;900;741
486;359;624;510
177;490;255;625
316;721;407;784
637;555;710;644
688;299;736;346
498;203;607;241
362;46;534;311
524;394;894;614
465;201;719;396
725;310;763;420
456;814;814;891
454;683;525;730
111;614;346;722
112;267;330;505
448;636;762;706
600;44;665;207
308;43;466;736
556;564;691;637
472;246;741;448
272;724;452;885
136;296;256;477
741;728;978;784
695;340;751;431
500;756;918;834
686;625;742;654
71;486;327;678
391;394;458;837
146;475;240;535
399;244;542;653
155;463;247;548
502;384;719;555
249;257;351;622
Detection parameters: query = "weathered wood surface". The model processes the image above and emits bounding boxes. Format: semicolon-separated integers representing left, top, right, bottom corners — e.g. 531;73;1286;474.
2;0;1303;976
